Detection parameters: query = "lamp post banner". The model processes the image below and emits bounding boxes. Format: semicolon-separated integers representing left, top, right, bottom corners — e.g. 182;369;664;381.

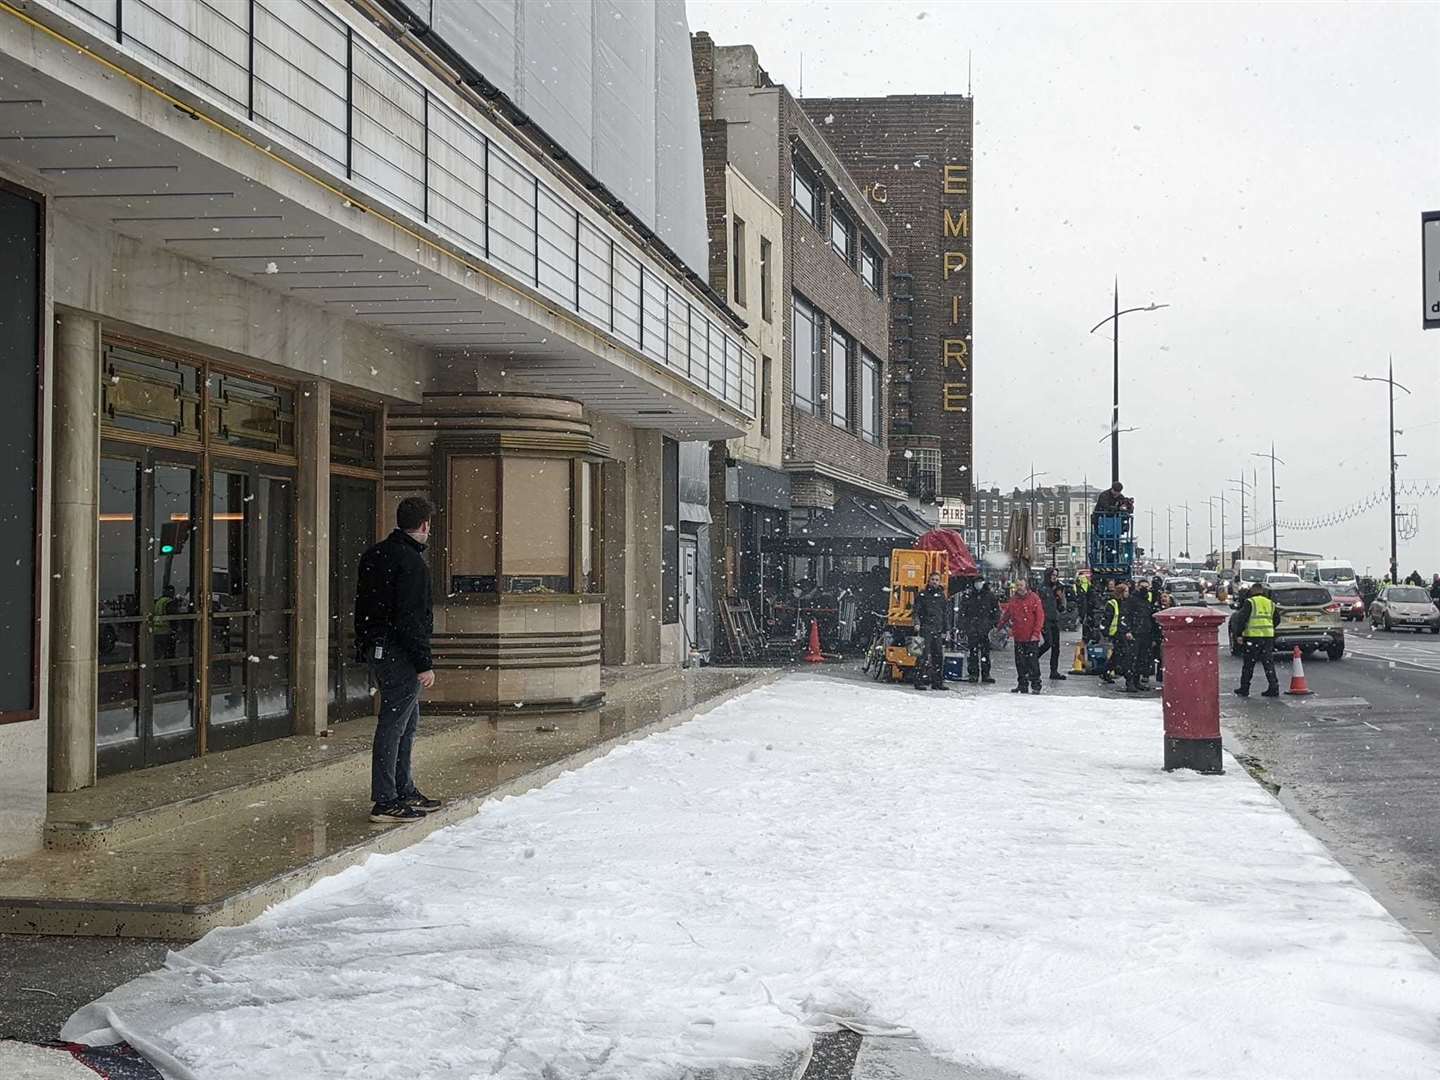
1425;212;1440;330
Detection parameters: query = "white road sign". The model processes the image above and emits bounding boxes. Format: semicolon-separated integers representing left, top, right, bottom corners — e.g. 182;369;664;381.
1425;212;1440;330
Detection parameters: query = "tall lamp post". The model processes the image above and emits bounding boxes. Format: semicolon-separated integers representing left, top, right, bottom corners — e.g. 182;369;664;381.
1089;282;1169;486
1251;445;1285;568
1354;359;1410;584
1227;476;1251;564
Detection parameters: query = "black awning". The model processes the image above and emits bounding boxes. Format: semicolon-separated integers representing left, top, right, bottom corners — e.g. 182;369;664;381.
762;493;924;556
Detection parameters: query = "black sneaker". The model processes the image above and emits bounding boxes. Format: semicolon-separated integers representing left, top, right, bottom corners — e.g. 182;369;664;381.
981;676;996;684
1031;684;1043;694
369;801;425;824
401;792;443;813
1049;673;1067;681
1260;687;1280;698
1233;688;1249;697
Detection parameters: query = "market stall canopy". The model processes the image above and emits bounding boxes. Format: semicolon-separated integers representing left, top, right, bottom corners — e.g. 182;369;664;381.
917;528;978;577
763;495;928;556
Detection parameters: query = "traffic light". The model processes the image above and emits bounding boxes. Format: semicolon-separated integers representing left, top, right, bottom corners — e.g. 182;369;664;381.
158;521;190;557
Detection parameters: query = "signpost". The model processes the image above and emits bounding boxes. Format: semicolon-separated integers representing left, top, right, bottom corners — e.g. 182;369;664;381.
1425;212;1440;330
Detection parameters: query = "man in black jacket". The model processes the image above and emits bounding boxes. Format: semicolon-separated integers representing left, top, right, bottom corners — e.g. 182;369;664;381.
1036;567;1067;681
911;571;951;690
959;578;999;684
355;496;442;824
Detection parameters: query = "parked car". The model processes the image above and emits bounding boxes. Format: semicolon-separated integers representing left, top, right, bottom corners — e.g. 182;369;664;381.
1368;585;1440;633
1230;583;1344;660
1163;577;1203;605
1327;582;1367;622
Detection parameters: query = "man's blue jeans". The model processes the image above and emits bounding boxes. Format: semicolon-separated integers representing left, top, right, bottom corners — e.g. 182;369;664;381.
370;653;422;805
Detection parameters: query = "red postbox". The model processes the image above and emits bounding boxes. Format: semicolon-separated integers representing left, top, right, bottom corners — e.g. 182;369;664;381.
1153;606;1229;774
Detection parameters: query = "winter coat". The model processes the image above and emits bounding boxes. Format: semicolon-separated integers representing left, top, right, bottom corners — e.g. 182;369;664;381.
1431;579;1440;603
999;590;1046;643
912;585;951;635
354;529;434;671
1123;592;1155;643
958;585;1000;638
1038;579;1063;626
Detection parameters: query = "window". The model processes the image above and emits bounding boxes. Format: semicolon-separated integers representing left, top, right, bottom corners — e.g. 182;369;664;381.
760;356;772;438
792;159;819;225
909;448;942;501
731;215;746;307
860;351;880;444
830;202;853;263
830;327;851;427
792;294;820;413
861;241;881;294
760;237;773;322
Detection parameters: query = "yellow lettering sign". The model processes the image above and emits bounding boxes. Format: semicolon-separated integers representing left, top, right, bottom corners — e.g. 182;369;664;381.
942;383;970;411
943;208;969;238
943;339;969;369
951;295;964;324
943;164;970;195
943;250;968;278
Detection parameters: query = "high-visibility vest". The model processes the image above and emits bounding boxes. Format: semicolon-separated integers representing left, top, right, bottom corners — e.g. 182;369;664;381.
1106;598;1121;637
1245;595;1275;639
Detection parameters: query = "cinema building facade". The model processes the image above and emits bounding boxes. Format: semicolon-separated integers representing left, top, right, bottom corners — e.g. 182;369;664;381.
0;0;752;857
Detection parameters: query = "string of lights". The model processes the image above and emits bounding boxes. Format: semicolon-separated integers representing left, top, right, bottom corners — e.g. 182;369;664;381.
1265;480;1440;532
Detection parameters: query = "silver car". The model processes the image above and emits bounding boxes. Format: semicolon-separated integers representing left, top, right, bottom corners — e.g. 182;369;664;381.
1164;577;1203;605
1369;586;1440;633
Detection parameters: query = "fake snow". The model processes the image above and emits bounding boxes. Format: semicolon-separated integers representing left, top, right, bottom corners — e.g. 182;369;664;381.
64;676;1440;1079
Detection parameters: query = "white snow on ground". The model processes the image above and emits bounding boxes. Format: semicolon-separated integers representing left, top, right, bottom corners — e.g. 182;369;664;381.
64;675;1440;1079
0;1041;101;1079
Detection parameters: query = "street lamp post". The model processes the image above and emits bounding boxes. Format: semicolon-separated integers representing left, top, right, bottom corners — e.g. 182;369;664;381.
1166;506;1173;564
1089;283;1169;487
1251;445;1285;569
1227;476;1251;564
1354;359;1411;584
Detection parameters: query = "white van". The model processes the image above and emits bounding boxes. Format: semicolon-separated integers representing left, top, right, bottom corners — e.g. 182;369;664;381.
1301;559;1356;586
1230;559;1274;605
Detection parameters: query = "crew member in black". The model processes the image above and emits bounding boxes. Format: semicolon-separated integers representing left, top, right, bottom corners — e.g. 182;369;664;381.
355;496;443;824
911;571;951;691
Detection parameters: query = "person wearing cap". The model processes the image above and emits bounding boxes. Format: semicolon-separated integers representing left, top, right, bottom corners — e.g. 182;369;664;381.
1092;480;1134;529
1234;582;1280;697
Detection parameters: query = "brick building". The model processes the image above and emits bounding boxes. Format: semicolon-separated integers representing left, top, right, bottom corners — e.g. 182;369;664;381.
693;34;917;654
799;95;975;505
693;36;895;511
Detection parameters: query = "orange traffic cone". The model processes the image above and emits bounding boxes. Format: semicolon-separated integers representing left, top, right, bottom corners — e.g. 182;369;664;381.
803;618;825;663
1285;645;1312;695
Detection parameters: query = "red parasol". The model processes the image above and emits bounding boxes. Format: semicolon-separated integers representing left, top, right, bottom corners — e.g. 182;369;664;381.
916;528;978;578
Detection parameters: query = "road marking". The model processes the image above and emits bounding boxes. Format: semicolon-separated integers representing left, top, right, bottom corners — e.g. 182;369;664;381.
1283;696;1369;709
1362;721;1383;732
1346;649;1440;674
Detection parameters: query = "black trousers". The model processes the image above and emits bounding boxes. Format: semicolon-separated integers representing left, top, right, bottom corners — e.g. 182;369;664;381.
915;632;946;687
965;631;991;680
1240;639;1278;692
1129;634;1153;685
1014;641;1041;689
1103;636;1125;679
1036;622;1062;674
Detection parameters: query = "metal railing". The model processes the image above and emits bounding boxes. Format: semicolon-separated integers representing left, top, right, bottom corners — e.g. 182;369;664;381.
46;0;757;418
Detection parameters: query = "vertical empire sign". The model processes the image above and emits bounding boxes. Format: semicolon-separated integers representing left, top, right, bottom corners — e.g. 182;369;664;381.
0;183;41;723
1424;212;1440;330
941;156;972;496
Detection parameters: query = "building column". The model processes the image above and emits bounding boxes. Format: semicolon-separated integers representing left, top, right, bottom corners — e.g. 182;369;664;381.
601;460;629;665
48;312;100;792
633;430;664;664
293;381;330;735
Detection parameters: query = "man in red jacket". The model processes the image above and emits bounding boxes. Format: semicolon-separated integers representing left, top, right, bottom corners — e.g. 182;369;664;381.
998;578;1047;694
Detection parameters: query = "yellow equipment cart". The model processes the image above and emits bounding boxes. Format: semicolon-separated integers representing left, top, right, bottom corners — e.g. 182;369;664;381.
873;548;950;683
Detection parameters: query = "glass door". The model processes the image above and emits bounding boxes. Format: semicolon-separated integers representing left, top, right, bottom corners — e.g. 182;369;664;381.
97;447;201;775
207;462;295;752
328;475;378;720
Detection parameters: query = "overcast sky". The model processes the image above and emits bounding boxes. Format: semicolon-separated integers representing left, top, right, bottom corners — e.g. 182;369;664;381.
689;0;1440;575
